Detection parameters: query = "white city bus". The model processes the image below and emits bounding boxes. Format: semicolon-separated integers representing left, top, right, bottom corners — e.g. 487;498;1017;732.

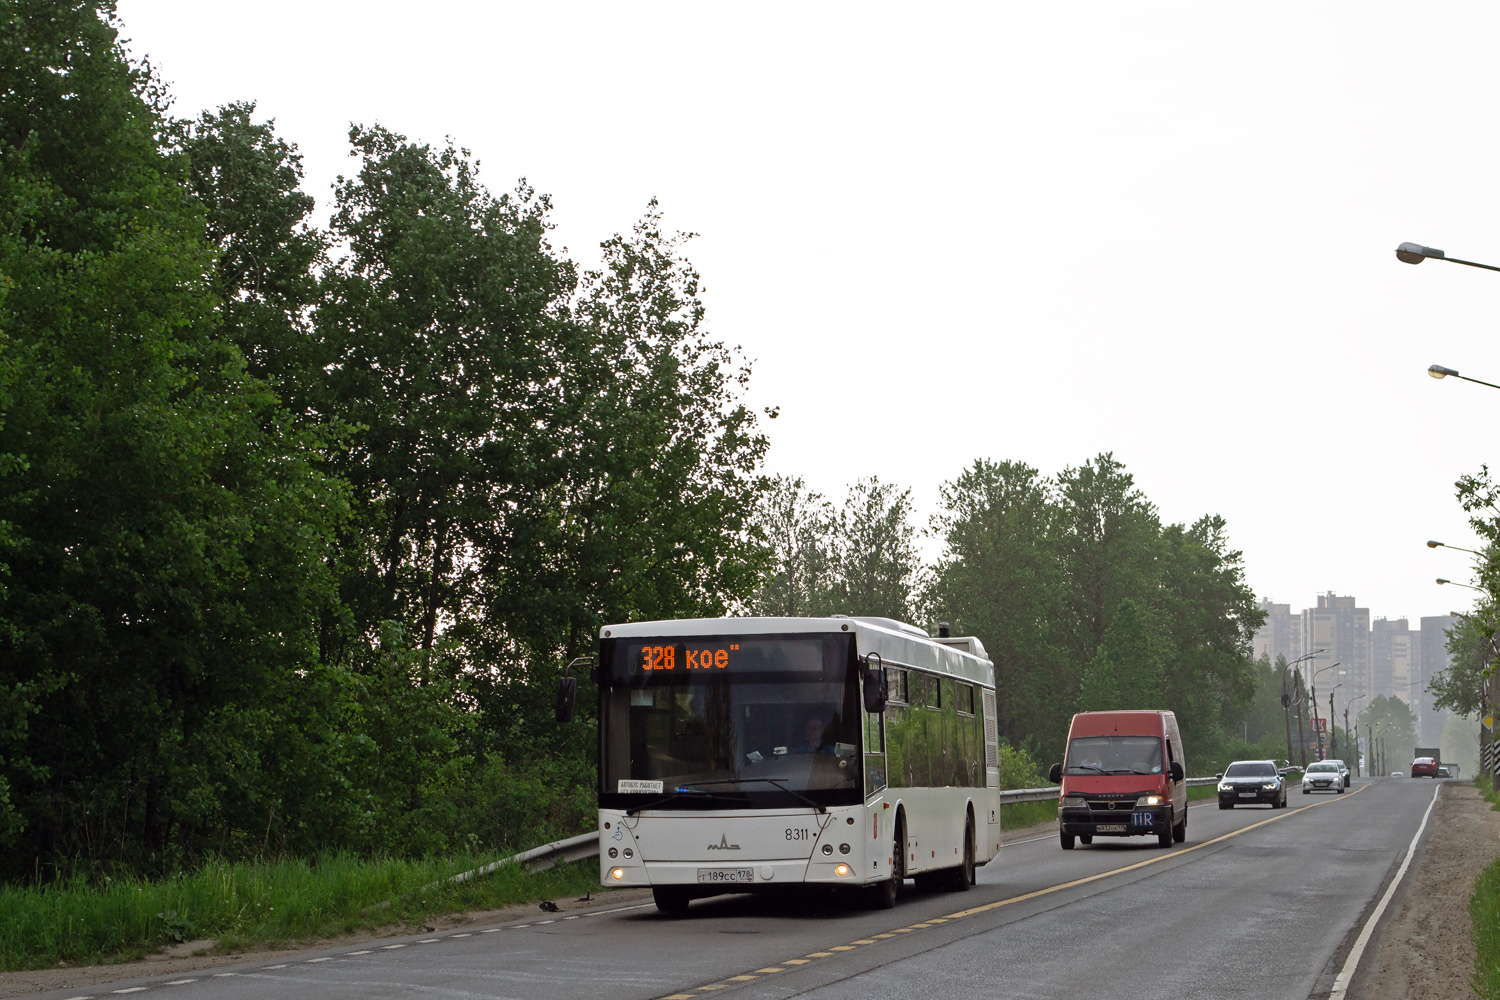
576;615;1000;912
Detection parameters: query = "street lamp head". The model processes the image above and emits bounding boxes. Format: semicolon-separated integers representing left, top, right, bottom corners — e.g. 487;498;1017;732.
1398;242;1446;264
1428;540;1444;548
1438;578;1451;585
1429;364;1460;379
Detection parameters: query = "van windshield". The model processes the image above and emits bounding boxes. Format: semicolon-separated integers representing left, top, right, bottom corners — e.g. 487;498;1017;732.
1064;736;1163;776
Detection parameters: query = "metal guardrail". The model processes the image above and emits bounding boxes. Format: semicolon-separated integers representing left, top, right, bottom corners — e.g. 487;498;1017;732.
497;777;1237;876
999;776;1221;805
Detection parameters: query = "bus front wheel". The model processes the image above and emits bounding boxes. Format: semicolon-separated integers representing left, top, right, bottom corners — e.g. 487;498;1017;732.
652;886;692;914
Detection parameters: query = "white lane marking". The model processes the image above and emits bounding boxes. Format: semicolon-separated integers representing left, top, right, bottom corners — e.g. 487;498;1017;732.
264;964;287;969
451;932;472;937
213;972;238;977
348;950;371;955
381;944;406;949
305;956;331;962
536;919;555;924
418;939;440;944
111;990;148;995
562;916;579;920
166;980;196;986
513;924;530;928
1329;781;1441;1000
62;996;93;999
481;928;501;933
582;902;655;916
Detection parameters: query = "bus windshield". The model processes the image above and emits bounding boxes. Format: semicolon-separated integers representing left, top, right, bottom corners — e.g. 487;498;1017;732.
1064;735;1164;776
599;633;862;808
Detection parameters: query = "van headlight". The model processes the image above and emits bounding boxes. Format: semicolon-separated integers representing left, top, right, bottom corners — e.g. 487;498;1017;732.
1136;794;1163;806
1061;796;1088;809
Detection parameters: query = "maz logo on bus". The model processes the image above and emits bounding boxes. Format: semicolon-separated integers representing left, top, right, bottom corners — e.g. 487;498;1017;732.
640;644;740;671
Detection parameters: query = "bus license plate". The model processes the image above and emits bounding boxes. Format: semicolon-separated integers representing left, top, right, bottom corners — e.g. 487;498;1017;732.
1095;823;1126;833
697;868;754;884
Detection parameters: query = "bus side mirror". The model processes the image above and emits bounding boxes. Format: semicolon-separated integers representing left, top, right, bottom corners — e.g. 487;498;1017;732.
860;653;886;714
555;656;592;724
1048;762;1062;784
1169;761;1184;782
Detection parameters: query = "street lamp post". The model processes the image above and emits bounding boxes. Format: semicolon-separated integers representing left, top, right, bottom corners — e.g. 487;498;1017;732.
1437;578;1487;592
1329;685;1342;757
1427;364;1500;391
1429;539;1485;556
1348;694;1368;777
1309;662;1342;761
1283;651;1323;768
1397;242;1500;272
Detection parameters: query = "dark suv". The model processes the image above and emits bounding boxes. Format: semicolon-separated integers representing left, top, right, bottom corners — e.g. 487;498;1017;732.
1217;760;1287;809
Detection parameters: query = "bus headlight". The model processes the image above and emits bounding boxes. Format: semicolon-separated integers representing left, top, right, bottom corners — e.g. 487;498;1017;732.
609;867;625;881
834;863;850;877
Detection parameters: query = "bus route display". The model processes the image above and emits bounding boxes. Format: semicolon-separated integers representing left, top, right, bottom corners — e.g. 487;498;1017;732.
616;635;832;677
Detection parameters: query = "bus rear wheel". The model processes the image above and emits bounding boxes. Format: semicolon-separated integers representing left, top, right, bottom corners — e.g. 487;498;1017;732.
942;821;975;892
652;886;692;914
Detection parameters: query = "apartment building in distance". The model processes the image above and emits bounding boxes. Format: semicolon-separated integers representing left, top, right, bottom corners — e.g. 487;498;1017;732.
1252;600;1302;664
1301;592;1371;714
1252;594;1458;747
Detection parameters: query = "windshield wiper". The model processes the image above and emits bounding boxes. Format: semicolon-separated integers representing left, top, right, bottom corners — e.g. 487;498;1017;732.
679;777;827;814
625;789;746;816
1069;763;1105;773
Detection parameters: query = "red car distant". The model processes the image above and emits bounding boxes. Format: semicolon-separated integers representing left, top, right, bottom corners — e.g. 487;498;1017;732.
1410;756;1438;778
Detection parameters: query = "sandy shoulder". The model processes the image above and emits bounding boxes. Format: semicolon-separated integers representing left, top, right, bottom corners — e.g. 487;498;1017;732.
1357;781;1500;1000
0;887;655;998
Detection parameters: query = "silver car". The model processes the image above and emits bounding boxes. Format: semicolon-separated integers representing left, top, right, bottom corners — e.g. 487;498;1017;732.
1302;760;1345;794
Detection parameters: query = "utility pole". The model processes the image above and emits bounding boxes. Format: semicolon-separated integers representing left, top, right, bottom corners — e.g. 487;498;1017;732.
1330;691;1337;758
1294;669;1307;768
1347;694;1367;778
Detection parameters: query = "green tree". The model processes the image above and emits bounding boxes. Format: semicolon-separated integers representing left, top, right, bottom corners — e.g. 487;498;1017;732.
926;459;1068;754
750;475;836;617
0;0;344;870
830;477;923;622
1358;695;1417;759
1077;598;1168;712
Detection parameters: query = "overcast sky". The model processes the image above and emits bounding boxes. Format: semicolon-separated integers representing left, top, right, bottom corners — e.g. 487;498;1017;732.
115;1;1500;626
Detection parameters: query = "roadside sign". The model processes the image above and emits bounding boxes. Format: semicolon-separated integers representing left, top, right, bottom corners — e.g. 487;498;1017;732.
1486;715;1495;731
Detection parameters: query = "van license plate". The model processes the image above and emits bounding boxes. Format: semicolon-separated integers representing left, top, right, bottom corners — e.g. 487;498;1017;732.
1095;823;1126;833
697;868;753;884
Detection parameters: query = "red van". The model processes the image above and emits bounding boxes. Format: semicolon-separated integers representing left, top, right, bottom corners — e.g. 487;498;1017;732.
1047;710;1187;849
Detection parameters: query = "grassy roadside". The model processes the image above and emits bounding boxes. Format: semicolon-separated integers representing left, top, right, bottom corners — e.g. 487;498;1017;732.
1471;778;1500;999
0;852;600;973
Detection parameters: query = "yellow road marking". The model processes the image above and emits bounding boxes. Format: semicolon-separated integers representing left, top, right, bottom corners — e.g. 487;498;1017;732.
850;939;877;945
655;785;1371;1000
940;785;1370;922
754;968;784;973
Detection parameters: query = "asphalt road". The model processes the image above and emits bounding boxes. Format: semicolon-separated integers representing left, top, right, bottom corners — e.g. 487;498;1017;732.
39;776;1444;1000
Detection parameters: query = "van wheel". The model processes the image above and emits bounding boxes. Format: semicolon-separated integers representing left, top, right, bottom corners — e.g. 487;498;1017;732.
653;887;692;914
1060;831;1075;850
1157;815;1173;848
1172;809;1186;843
